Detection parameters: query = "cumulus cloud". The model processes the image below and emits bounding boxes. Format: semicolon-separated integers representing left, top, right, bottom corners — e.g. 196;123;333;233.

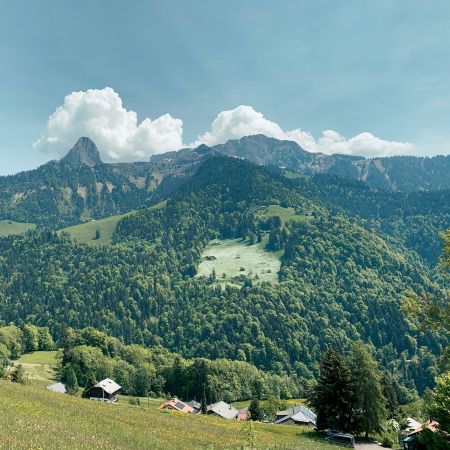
34;87;183;161
192;105;415;158
35;92;415;161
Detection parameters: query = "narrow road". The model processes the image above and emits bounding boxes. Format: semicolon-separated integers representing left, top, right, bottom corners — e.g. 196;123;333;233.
355;443;383;450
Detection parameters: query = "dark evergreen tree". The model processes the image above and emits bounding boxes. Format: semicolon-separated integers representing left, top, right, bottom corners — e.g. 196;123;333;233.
64;365;79;395
382;373;400;420
309;349;355;432
11;364;26;384
248;398;263;421
82;372;97;398
201;389;207;414
349;342;386;437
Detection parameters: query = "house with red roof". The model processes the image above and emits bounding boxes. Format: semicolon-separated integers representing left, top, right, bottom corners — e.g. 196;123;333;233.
159;398;194;414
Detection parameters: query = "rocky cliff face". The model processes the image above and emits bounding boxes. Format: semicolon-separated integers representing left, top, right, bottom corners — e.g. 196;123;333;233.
61;137;103;169
211;135;450;191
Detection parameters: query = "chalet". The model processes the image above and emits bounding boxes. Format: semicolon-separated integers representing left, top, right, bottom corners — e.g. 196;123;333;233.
187;400;201;414
274;405;317;426
87;378;121;403
206;401;239;420
46;382;66;394
402;420;441;450
159;398;194;414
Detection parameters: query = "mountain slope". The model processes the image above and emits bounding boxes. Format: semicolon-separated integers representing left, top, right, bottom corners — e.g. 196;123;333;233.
0;138;153;227
0;155;443;393
212;134;450;191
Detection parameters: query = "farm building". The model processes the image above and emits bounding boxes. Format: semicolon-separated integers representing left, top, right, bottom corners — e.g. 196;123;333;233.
46;382;66;394
86;378;121;403
206;401;239;420
274;405;317;426
159;398;194;414
187;400;201;413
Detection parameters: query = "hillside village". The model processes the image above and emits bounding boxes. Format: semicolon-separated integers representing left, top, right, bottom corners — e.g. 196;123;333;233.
2;338;447;450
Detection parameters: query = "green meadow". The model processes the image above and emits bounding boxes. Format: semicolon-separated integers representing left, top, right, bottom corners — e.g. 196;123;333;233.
256;204;310;225
16;350;58;383
0;381;336;450
196;238;281;284
0;220;35;236
60;201;167;246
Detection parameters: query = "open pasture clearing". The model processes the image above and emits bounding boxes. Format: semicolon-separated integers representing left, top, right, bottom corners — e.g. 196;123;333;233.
197;238;281;284
0;220;35;236
60;201;167;246
16;350;58;383
256;204;310;225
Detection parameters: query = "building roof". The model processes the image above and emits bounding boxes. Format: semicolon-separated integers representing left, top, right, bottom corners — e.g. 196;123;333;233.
94;378;121;395
187;400;201;410
46;382;66;394
405;417;422;432
159;398;194;413
207;401;239;419
275;405;317;425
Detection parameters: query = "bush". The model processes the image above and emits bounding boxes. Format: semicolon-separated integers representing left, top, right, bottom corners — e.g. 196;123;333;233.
380;432;397;448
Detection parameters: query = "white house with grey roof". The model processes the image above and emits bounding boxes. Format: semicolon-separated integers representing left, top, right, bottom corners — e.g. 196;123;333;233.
206;401;239;419
275;405;317;426
86;378;122;403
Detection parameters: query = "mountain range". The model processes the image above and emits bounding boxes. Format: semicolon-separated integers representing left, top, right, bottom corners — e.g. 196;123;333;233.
2;135;450;229
0;135;449;396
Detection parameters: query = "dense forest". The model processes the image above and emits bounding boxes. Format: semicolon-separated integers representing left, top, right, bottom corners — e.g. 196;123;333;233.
0;155;447;399
0;324;300;402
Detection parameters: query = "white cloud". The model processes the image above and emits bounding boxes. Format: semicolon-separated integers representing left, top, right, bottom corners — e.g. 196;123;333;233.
35;92;415;161
192;105;415;158
34;87;183;161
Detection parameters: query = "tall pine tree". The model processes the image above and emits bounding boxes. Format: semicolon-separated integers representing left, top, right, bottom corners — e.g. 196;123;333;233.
309;349;355;432
349;342;386;438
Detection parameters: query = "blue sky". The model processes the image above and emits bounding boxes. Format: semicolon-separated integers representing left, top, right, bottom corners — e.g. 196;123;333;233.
1;0;450;174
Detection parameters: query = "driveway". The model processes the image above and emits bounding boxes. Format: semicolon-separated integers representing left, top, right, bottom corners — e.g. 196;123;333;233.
355;443;384;450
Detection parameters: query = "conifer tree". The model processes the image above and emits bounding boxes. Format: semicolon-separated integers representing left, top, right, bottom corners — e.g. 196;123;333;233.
11;364;26;384
249;398;263;421
82;372;97;398
309;348;355;432
349;342;386;438
201;389;208;414
64;365;79;395
381;373;399;420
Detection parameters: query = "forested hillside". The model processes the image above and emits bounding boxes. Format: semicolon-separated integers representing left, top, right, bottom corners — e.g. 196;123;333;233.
0;155;445;395
0;138;153;227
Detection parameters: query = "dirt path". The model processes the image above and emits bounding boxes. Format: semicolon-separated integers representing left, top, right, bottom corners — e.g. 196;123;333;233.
355;443;384;450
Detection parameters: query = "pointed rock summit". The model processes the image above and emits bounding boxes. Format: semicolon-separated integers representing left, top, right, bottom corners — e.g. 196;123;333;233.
61;137;103;168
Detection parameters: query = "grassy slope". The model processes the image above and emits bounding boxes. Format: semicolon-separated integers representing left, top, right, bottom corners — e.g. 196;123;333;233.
16;350;58;383
0;381;335;450
196;238;281;284
60;201;167;246
0;220;35;236
257;205;310;225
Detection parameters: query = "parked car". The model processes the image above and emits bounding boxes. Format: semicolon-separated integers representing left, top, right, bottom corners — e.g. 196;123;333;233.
325;430;355;448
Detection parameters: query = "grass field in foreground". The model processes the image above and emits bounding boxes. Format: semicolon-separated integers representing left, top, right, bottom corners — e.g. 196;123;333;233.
0;381;337;450
196;238;281;284
0;220;36;236
60;201;167;246
16;350;58;383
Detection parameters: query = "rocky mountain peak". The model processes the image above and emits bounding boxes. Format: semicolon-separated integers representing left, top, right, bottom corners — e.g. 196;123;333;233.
61;137;103;168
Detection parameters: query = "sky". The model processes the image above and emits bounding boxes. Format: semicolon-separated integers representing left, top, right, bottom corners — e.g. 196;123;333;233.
1;0;450;174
